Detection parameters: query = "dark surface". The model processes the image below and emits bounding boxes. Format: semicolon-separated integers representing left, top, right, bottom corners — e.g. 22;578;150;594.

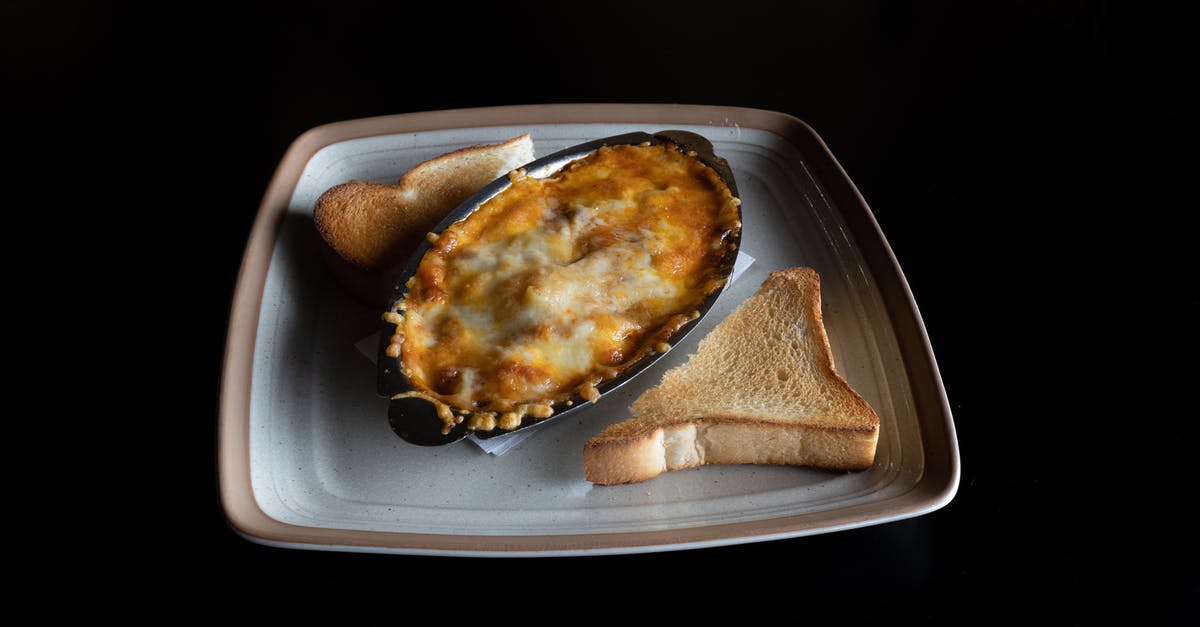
7;1;1194;620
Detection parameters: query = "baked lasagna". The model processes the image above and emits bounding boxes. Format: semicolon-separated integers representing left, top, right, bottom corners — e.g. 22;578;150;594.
384;140;742;434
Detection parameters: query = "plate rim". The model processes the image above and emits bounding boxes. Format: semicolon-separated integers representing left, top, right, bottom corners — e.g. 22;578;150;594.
218;103;960;556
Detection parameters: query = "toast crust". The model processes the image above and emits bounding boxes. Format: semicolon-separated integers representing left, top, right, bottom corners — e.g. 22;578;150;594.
583;267;881;485
312;134;534;305
583;417;879;485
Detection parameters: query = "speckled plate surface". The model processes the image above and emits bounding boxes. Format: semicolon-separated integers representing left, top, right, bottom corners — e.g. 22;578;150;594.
218;104;959;556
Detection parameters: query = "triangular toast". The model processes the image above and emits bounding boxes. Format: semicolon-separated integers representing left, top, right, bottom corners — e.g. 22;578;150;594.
583;267;880;485
313;134;534;306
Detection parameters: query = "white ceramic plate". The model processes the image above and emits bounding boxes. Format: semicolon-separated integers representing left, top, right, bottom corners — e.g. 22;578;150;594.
219;104;959;556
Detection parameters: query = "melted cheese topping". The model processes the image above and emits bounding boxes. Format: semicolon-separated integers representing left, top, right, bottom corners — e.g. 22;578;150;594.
388;142;741;433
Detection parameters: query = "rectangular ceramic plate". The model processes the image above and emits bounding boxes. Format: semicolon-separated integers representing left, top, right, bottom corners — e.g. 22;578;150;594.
219;104;959;556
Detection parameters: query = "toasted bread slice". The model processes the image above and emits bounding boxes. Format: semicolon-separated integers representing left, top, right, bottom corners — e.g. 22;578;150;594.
582;267;880;485
313;133;535;305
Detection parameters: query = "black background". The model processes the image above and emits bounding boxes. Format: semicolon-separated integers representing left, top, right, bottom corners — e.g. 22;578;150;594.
5;0;1195;621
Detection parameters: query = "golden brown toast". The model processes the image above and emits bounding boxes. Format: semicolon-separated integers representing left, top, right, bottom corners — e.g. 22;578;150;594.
582;267;880;485
312;133;535;306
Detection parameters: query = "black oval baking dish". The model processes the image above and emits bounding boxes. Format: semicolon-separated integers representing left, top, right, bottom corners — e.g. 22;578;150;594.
376;129;742;446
